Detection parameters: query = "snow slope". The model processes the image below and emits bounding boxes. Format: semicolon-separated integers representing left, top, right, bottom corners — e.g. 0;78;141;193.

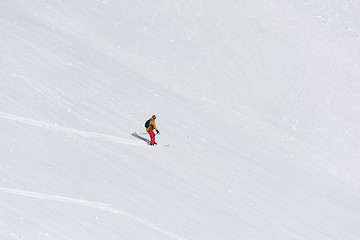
1;0;360;239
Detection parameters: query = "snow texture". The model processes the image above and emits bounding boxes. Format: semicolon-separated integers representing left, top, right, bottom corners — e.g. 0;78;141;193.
1;0;360;239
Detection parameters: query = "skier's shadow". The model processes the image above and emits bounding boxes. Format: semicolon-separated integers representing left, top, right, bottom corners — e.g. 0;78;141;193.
132;132;150;144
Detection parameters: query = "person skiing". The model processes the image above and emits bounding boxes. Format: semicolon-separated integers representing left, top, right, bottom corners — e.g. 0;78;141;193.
146;115;159;145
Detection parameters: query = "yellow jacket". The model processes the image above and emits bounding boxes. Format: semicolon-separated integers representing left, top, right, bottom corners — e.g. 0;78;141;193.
146;117;158;132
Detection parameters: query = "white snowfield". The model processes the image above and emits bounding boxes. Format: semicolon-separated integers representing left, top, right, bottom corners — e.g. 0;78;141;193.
1;1;360;240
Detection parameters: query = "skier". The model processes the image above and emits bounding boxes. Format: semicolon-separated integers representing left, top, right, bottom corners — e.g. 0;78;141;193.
146;115;160;145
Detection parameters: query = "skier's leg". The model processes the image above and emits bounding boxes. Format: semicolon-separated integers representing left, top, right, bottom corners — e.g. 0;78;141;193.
150;131;156;145
147;131;155;145
152;133;156;145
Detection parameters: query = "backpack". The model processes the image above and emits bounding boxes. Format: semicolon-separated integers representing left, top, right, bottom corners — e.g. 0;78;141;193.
144;119;150;128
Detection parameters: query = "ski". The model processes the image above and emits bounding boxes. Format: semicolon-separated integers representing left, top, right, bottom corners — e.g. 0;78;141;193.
132;132;170;147
155;144;170;147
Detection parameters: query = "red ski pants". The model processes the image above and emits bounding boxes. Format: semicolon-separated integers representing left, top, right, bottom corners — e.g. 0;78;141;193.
147;131;156;145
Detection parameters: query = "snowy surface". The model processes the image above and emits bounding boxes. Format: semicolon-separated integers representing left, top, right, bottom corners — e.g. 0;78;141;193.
1;0;360;239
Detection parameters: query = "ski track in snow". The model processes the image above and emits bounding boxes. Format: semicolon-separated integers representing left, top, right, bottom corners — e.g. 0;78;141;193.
0;112;183;239
0;187;189;240
0;112;144;146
